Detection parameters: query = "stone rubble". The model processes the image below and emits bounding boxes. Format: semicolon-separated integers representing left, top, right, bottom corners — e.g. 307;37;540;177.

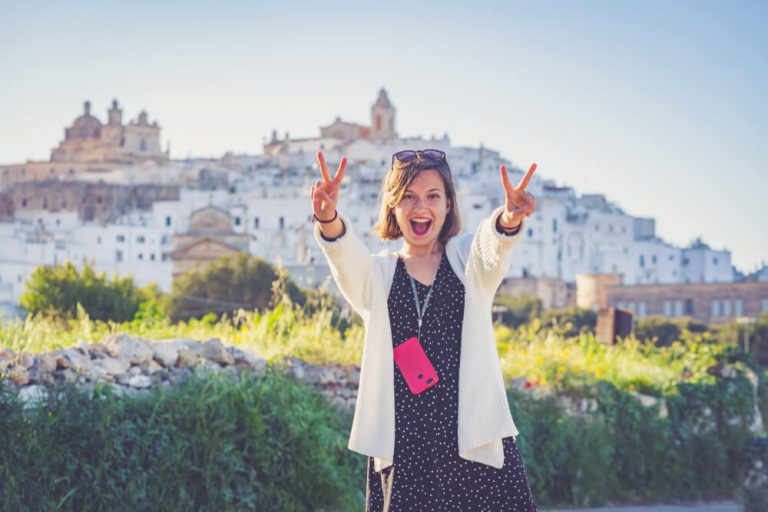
0;335;762;433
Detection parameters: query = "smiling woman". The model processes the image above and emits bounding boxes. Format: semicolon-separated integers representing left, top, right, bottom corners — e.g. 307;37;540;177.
310;149;538;511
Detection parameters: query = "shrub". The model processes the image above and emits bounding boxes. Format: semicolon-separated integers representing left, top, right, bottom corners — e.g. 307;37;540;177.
19;260;152;322
169;253;307;321
0;366;365;511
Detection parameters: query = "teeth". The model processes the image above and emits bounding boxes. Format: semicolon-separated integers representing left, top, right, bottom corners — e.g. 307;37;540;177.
412;219;431;223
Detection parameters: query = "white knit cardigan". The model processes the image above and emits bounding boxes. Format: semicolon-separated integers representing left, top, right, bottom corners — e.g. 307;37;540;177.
313;205;525;473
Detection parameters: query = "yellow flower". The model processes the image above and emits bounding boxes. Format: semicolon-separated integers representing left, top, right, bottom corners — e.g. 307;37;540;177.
557;365;565;373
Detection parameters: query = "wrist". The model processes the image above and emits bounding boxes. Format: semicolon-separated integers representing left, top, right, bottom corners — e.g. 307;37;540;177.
498;212;521;231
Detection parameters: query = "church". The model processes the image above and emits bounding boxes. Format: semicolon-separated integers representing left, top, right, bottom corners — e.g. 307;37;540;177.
50;99;168;164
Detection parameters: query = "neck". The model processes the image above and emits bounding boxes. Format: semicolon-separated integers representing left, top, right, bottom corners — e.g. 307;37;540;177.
400;240;443;259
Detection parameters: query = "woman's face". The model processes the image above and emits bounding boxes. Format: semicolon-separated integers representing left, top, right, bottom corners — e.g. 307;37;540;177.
391;169;451;250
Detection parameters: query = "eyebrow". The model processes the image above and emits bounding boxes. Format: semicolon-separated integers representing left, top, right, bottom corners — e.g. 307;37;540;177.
405;188;443;193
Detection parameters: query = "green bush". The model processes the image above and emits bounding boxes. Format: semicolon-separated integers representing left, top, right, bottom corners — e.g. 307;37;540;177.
169;253;307;321
19;260;154;322
541;307;597;336
0;367;365;511
494;294;543;328
635;316;707;347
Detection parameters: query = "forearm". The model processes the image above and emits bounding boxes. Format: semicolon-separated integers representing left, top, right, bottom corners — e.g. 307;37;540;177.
497;210;523;231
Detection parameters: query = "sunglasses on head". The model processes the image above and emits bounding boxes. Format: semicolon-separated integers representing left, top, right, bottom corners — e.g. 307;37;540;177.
391;148;447;166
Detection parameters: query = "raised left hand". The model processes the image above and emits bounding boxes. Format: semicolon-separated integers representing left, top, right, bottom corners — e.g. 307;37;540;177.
499;163;537;229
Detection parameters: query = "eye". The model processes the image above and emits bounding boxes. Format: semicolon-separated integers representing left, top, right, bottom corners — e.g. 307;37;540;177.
429;193;440;199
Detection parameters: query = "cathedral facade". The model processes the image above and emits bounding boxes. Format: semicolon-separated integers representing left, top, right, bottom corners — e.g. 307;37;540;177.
50;100;168;164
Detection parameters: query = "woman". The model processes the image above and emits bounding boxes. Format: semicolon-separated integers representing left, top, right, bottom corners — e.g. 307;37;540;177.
310;149;538;511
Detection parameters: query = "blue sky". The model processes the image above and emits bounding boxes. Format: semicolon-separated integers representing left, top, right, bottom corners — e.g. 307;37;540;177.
1;0;766;272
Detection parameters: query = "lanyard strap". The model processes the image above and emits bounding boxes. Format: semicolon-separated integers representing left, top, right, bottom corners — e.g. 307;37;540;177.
409;274;435;340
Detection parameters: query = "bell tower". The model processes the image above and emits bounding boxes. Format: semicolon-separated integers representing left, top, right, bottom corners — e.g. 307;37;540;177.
370;87;397;140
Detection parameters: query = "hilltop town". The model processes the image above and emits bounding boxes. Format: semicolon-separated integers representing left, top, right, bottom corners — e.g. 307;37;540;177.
1;89;766;323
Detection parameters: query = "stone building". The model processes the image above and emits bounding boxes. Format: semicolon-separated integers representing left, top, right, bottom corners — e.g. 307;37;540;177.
0;99;169;190
0;181;179;223
577;273;768;324
170;206;252;276
263;88;398;158
51;100;168;164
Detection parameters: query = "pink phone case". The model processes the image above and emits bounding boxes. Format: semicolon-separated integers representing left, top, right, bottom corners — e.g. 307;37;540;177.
393;336;439;395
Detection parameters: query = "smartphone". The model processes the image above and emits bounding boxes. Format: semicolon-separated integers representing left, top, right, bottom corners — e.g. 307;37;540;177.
393;336;439;395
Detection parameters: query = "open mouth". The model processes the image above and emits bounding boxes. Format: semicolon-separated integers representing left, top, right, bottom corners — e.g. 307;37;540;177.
410;218;432;237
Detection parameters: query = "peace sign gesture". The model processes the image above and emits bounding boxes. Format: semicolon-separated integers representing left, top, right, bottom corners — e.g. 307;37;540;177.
310;151;348;222
499;163;537;229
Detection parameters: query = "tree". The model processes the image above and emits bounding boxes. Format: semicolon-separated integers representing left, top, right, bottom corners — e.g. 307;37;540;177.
493;294;543;328
20;261;150;322
169;253;307;321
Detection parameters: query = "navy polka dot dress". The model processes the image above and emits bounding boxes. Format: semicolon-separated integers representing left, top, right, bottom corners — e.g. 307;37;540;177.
365;251;538;511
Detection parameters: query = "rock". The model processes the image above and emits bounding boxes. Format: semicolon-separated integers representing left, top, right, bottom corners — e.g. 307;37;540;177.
115;373;131;385
61;348;92;373
128;375;152;389
17;353;35;369
201;338;234;365
152;343;179;368
147;360;162;374
18;385;48;409
94;356;131;376
53;369;78;383
9;367;30;386
38;352;58;372
102;333;153;366
26;363;48;385
128;366;142;376
177;349;203;368
0;349;15;370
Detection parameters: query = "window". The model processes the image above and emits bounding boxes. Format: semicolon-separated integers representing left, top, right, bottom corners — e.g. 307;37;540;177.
735;299;743;316
713;256;718;265
627;302;636;313
674;300;683;317
96;236;102;244
762;299;768;312
235;216;241;226
137;235;145;243
616;301;625;309
165;216;172;227
639;255;645;268
723;299;731;317
116;250;123;262
652;255;657;264
594;223;600;232
527;228;533;237
684;299;693;316
279;216;285;230
711;300;720;317
150;253;156;261
254;217;260;229
608;224;614;233
638;302;647;318
552;219;558;233
139;139;147;151
138;253;143;260
116;234;125;243
663;301;672;316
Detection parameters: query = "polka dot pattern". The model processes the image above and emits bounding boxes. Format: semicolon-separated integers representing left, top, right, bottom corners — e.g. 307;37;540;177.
366;251;538;511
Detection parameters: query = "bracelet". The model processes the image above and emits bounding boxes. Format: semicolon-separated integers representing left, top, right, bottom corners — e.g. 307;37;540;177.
312;210;338;224
496;214;522;234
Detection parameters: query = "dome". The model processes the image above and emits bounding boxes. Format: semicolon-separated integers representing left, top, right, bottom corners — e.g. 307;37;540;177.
66;101;103;139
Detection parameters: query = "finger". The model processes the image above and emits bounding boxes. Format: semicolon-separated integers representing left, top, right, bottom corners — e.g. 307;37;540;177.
317;151;331;183
514;163;537;191
499;165;514;196
333;156;347;185
317;188;334;207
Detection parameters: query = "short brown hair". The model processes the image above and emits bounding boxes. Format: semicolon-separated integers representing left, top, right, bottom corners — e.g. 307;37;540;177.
373;155;462;244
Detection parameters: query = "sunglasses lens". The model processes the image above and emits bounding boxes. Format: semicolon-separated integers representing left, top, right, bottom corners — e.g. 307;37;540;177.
394;150;417;163
421;149;445;161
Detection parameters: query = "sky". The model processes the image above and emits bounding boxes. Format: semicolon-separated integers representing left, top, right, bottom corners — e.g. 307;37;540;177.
1;0;766;272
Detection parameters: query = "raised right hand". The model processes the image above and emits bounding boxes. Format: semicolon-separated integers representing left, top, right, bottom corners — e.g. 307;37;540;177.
311;151;347;221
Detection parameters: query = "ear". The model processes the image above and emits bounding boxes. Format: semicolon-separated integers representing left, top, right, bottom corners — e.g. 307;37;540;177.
446;198;452;213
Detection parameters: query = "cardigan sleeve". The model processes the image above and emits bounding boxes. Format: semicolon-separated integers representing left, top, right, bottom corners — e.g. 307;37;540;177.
467;205;526;296
312;211;374;317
